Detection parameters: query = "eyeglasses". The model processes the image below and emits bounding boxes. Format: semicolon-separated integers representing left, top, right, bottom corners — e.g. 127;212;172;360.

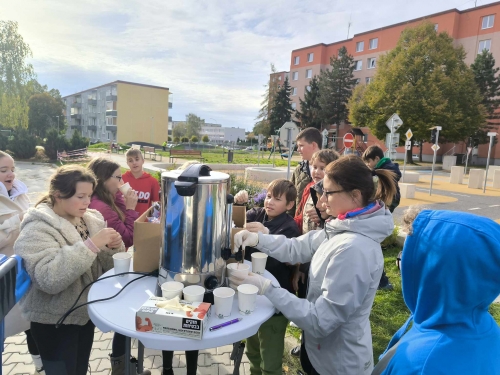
112;175;122;182
322;189;345;197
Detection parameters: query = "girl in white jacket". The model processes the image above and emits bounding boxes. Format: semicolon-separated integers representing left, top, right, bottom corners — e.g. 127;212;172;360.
0;151;43;373
231;155;397;375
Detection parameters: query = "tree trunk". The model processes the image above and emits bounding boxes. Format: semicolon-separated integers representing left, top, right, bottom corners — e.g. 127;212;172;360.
419;141;423;163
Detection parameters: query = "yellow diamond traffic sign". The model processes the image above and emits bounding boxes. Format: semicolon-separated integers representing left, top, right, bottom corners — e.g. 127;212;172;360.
431;144;440;152
405;129;413;140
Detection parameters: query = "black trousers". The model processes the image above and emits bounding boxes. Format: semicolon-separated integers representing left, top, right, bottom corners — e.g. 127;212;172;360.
162;350;199;375
30;320;95;375
25;329;39;355
300;334;321;375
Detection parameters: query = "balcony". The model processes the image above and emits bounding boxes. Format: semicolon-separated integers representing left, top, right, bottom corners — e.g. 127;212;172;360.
88;112;97;117
106;125;117;132
71;113;82;119
87;125;97;131
169;102;173;109
106;110;117;117
70;124;82;130
168;116;172;122
71;102;82;108
106;95;117;101
88;99;97;106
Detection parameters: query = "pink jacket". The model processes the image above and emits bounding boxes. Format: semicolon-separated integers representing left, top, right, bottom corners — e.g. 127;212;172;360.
89;193;138;248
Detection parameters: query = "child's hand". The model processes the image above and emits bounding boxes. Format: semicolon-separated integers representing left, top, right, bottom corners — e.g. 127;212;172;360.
305;207;320;224
91;228;120;249
245;222;269;235
234;190;249;205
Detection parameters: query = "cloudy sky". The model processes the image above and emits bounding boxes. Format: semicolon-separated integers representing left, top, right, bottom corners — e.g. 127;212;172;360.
0;0;494;131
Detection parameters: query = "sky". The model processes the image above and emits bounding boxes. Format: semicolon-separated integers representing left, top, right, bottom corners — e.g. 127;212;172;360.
0;0;495;131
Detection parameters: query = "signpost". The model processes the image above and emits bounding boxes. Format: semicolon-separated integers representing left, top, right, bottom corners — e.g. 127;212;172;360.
465;146;472;175
402;129;413;183
343;133;354;150
257;133;263;166
483;132;498;193
429;126;442;196
386;114;403;161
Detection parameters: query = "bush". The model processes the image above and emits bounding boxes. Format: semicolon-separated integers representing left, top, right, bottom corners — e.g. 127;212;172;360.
229;174;266;209
168;136;172;142
202;135;209;143
190;136;199;143
8;128;37;159
0;133;8;151
381;224;399;248
174;137;180;143
44;128;69;160
181;137;189;143
70;130;89;150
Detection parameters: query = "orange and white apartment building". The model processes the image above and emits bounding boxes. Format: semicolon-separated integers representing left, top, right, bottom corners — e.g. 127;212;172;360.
276;1;500;164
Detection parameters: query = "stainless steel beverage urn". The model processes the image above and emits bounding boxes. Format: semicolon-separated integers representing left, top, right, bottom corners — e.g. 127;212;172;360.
158;164;232;291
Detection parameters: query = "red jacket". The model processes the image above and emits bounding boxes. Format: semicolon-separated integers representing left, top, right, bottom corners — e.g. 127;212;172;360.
293;181;315;233
122;171;160;216
89;194;138;248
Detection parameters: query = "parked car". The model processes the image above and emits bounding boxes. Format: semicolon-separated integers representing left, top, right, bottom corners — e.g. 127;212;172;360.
245;146;253;151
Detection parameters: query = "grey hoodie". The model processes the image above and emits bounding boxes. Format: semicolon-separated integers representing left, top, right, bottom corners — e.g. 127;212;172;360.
14;203;124;326
256;203;394;375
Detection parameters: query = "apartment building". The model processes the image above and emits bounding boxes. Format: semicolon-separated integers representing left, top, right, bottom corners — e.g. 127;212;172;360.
279;2;500;163
63;80;172;145
199;123;246;143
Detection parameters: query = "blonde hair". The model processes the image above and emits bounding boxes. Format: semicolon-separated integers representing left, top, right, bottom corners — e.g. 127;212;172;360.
401;205;423;235
311;149;340;166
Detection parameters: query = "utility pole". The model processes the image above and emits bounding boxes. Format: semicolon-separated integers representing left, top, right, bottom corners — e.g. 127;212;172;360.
429;126;442;196
483;132;498;193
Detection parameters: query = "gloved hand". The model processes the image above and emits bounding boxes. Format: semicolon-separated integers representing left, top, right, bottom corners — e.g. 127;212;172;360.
228;272;273;295
233;230;259;253
234;190;249;205
245;222;269;235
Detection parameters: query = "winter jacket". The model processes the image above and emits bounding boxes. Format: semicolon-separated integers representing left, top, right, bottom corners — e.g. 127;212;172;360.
376;210;500;375
0;180;30;257
89;193;139;248
255;203;394;375
244;208;300;294
374;158;401;212
122;171;160;216
288;161;311;217
0;179;31;337
14;204;124;326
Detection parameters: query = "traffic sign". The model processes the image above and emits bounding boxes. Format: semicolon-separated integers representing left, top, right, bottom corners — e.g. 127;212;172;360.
386;113;403;131
405;140;411;150
405;129;413;140
343;133;354;148
431;144;440;152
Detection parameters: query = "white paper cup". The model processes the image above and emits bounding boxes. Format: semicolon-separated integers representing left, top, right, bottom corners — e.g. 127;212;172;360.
237;284;258;315
227;263;250;279
251;253;268;275
183;285;205;302
119;182;131;195
112;252;132;276
213;287;235;319
161;281;184;299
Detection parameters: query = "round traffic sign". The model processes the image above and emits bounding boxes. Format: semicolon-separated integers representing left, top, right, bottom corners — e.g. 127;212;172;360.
343;133;354;148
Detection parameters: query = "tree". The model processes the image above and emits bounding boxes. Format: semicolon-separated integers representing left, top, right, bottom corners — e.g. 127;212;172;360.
318;46;357;148
295;76;322;129
173;136;180;143
348;22;485;162
8;127;36;159
168;136;172;142
181;136;189;143
202;135;209;143
69;130;89;150
44;128;69;160
172;122;187;139
269;77;293;135
253;63;279;137
185;114;203;138
190;135;199;142
28;93;65;137
471;50;500;143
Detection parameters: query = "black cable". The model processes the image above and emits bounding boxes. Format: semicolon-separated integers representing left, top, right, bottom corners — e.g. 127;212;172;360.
56;270;158;328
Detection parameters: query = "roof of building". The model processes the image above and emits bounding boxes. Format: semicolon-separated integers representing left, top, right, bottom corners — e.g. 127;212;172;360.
292;1;500;53
62;80;169;98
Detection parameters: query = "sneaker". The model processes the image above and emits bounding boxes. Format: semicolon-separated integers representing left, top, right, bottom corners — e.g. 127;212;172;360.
290;345;301;357
378;282;394;291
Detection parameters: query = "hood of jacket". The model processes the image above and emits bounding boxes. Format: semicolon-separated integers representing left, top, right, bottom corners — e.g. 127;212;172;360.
377;158;402;180
0;179;28;200
324;201;394;244
401;210;500;335
123;170;151;180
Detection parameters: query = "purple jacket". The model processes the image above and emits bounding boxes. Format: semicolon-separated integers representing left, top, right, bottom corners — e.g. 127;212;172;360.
89;194;138;248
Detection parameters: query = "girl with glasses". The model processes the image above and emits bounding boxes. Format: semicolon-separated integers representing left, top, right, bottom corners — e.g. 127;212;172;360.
230;155;397;375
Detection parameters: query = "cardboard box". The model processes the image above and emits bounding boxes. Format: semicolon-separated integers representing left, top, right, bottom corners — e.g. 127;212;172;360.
229;206;247;262
133;207;161;273
135;296;211;340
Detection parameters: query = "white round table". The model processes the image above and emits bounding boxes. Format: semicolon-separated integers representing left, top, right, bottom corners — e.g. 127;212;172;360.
88;261;277;373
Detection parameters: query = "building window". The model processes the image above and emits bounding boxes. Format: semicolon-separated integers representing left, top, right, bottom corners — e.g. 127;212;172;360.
306;69;312;78
106;116;117;125
355;78;360;85
106;101;117;111
369;38;378;50
107;132;110;140
306;85;311;92
368;57;376;69
272;77;276;82
293;72;299;80
307;53;314;62
434;24;438;31
278;76;282;81
291;102;297;110
366;77;373;84
294;56;300;65
478;39;491;53
482;15;495;29
292;87;297;96
356;41;364;52
355;60;363;71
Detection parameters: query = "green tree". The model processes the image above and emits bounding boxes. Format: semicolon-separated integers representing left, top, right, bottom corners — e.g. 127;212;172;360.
202;135;209;142
318;46;356;149
181;136;189;143
269;77;293;135
471;50;500;143
253;63;279;137
173;136;180;143
28;93;65;137
43;128;69;160
295;76;322;129
348;22;485;162
8;127;36;159
190;135;199;142
168;136;172;142
185;113;203;138
172;122;187;139
69;130;89;150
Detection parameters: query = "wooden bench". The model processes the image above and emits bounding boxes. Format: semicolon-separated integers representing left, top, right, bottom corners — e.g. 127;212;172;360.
169;149;204;163
111;145;126;154
143;146;162;161
57;148;89;165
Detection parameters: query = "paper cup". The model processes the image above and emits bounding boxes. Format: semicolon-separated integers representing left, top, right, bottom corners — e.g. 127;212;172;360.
227;263;250;279
213;287;235;319
112;252;132;276
119;182;131;195
237;284;258;315
183;285;205;302
161;281;184;299
251;253;268;275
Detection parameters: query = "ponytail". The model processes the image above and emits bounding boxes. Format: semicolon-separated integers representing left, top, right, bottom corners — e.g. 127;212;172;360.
373;169;397;207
